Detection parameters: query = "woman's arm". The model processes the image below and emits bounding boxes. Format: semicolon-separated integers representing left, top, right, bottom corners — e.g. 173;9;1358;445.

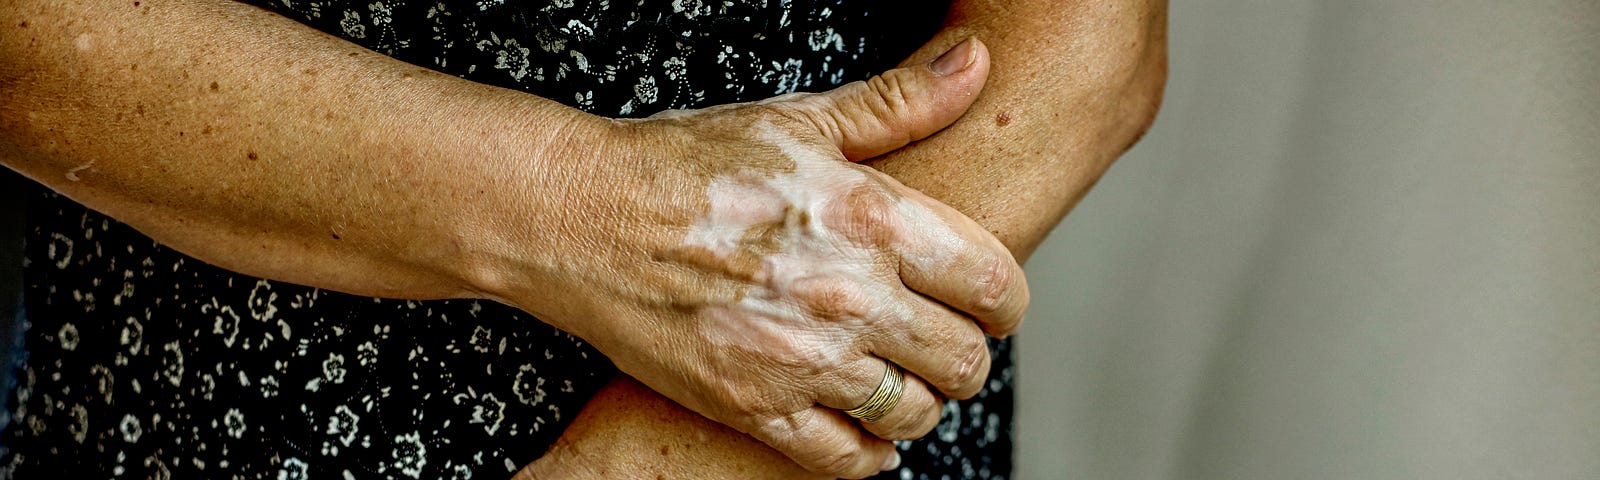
520;1;1168;477
2;2;1029;477
872;0;1169;262
1;0;593;299
517;378;827;480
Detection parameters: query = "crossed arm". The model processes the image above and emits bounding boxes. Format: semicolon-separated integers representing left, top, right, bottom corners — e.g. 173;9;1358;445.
0;0;1165;477
524;1;1169;478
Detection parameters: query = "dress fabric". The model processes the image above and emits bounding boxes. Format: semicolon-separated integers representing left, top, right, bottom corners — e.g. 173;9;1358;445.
0;1;1014;479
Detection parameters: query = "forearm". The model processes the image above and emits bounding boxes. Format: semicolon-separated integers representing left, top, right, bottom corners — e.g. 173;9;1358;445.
868;0;1169;262
0;0;603;300
518;377;827;480
521;3;1168;476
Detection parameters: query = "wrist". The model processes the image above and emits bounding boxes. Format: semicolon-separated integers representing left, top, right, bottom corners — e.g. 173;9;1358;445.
434;93;628;319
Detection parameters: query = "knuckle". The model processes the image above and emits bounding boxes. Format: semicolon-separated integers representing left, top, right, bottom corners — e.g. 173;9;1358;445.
971;252;1017;318
944;335;991;399
864;74;914;139
824;183;902;247
804;440;864;476
793;276;873;321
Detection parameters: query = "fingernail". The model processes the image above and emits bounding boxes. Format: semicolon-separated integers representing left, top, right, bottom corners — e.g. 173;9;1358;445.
929;37;977;76
880;451;901;471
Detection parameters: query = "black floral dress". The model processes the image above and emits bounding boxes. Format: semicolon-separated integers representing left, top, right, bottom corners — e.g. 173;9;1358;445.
0;1;1015;479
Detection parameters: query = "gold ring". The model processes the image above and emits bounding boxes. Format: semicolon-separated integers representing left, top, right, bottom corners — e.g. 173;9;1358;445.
844;363;904;423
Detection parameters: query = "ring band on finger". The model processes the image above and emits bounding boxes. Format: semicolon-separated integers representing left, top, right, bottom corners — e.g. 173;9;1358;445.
844;363;905;423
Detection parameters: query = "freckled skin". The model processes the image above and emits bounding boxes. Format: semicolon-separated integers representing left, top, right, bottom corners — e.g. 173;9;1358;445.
2;2;1021;474
0;0;1168;476
524;81;1035;477
531;0;1169;476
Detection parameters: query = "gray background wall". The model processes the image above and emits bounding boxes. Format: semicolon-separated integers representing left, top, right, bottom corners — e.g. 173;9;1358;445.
1016;1;1599;478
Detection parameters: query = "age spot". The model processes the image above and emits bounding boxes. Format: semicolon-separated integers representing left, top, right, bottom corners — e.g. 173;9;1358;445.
209;81;220;92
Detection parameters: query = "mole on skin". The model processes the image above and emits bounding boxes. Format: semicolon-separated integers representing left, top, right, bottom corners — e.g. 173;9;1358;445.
994;111;1012;127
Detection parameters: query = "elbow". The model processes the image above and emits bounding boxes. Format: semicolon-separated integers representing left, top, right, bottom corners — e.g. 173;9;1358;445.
1074;3;1169;157
1103;9;1168;157
1116;50;1166;156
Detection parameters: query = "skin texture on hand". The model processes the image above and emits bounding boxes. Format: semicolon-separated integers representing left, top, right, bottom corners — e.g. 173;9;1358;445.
488;40;1028;479
515;379;827;480
2;2;1026;478
520;0;1169;477
3;0;1162;477
872;0;1170;262
0;0;606;300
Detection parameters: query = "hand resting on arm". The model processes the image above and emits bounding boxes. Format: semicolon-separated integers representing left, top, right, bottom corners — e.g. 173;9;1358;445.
0;1;1025;478
522;0;1170;478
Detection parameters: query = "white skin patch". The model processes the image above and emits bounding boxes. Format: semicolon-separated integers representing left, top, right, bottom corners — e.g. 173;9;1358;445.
75;33;92;51
683;123;882;370
893;193;963;273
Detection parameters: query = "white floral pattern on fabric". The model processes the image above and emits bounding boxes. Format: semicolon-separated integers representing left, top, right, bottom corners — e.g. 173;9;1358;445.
4;201;610;478
2;1;1013;479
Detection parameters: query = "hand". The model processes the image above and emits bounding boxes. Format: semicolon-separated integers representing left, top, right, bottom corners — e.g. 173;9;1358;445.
515;377;828;480
483;38;1028;479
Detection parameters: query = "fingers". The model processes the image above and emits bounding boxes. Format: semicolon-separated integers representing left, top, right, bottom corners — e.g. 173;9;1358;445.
789;37;991;162
858;373;945;442
890;186;1030;338
753;407;900;479
808;174;1027;337
782;272;982;438
813;357;949;442
867;289;994;399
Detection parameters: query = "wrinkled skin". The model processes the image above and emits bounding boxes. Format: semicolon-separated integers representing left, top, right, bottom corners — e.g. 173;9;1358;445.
0;1;1023;474
486;40;1029;478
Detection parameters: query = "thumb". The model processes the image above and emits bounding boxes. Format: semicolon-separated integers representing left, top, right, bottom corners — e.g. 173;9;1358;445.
794;37;991;162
